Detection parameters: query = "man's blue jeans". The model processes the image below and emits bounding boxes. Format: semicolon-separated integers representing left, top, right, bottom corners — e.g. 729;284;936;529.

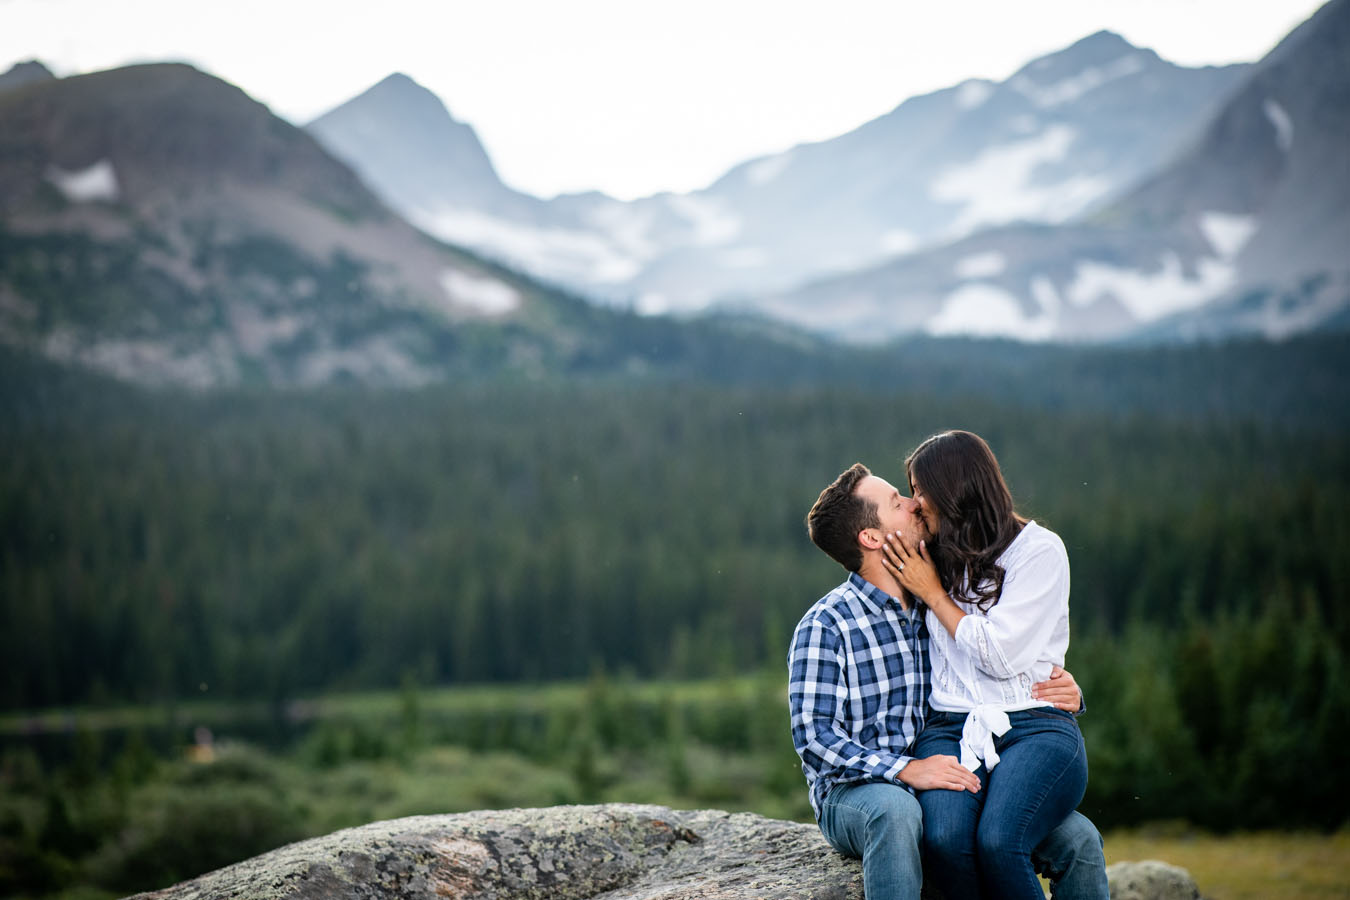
916;708;1092;900
818;776;1105;900
820;782;925;900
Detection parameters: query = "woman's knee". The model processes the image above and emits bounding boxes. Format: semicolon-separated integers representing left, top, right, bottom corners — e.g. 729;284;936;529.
920;811;970;854
918;797;978;860
976;817;1027;865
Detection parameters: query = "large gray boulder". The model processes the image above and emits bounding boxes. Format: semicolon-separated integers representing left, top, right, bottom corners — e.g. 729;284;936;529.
129;804;863;899
130;803;1197;900
1106;859;1201;900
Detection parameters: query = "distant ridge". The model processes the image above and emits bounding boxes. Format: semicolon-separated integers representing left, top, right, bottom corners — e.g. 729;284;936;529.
761;0;1350;342
308;28;1251;327
304;72;624;292
307;73;531;216
0;59;55;93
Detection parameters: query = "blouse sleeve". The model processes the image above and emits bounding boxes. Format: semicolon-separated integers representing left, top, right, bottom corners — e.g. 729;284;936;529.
953;534;1069;679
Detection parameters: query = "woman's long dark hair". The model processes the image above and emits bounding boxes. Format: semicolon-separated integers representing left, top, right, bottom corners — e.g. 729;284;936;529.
905;430;1026;611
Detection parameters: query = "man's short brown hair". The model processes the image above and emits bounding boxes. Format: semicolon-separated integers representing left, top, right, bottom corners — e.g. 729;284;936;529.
806;463;879;573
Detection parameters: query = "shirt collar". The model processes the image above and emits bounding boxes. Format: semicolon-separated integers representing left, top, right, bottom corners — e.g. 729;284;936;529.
846;571;907;615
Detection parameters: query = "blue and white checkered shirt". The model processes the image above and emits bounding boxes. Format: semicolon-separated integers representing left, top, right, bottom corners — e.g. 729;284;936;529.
788;571;931;820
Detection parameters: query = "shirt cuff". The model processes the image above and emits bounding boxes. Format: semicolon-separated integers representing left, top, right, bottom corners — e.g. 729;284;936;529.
884;755;915;783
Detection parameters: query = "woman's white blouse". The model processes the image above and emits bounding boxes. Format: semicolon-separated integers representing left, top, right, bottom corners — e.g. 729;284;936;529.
925;521;1071;770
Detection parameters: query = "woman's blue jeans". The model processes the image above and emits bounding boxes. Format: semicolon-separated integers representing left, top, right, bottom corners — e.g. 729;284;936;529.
915;707;1089;900
817;777;1105;900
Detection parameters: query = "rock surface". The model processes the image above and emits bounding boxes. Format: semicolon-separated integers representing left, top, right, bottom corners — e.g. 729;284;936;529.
129;804;864;900
1106;859;1201;900
131;803;1198;900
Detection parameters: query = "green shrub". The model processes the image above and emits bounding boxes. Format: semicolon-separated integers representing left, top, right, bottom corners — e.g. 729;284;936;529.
88;782;302;893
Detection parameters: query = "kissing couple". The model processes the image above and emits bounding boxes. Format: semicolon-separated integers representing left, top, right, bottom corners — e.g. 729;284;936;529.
789;430;1106;899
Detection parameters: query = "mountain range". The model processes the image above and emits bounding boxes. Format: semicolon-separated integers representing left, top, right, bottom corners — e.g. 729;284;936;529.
0;3;1345;388
0;62;808;387
306;1;1349;342
761;0;1350;342
308;32;1249;315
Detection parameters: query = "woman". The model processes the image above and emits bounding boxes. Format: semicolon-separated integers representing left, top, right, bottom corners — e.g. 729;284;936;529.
882;430;1088;900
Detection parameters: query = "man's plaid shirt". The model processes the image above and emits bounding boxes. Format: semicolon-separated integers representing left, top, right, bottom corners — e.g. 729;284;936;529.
788;571;931;820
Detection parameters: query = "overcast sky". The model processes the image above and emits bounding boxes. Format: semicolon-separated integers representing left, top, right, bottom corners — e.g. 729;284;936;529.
0;0;1326;200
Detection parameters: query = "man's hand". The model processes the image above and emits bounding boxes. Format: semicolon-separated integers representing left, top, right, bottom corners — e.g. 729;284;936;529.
1032;665;1083;713
897;755;981;793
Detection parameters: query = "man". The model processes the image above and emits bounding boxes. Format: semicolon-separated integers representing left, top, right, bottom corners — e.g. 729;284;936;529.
789;463;1107;899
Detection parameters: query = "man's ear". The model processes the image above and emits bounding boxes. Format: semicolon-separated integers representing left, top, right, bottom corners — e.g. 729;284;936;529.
857;528;883;551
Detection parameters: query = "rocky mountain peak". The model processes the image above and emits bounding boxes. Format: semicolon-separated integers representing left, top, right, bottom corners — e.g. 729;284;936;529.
354;71;469;125
0;62;382;219
1011;30;1150;85
0;59;55;92
306;69;509;216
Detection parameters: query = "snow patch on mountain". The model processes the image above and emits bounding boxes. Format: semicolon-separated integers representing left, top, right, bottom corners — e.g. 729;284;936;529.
879;229;918;255
954;251;1007;279
1012;55;1146;108
580;202;660;259
47;159;119;202
956;79;995;110
1198;212;1259;259
636;292;668;315
927;283;1055;340
439;268;520;315
1067;252;1236;321
1262;99;1294;151
746;152;794;186
419;209;641;284
720;247;768;269
665;193;740;245
931;125;1112;232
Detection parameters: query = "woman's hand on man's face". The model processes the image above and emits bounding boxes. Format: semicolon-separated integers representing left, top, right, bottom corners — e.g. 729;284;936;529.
881;533;944;603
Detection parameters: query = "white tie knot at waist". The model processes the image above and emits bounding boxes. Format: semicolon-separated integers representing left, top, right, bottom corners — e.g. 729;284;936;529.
960;705;1012;772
